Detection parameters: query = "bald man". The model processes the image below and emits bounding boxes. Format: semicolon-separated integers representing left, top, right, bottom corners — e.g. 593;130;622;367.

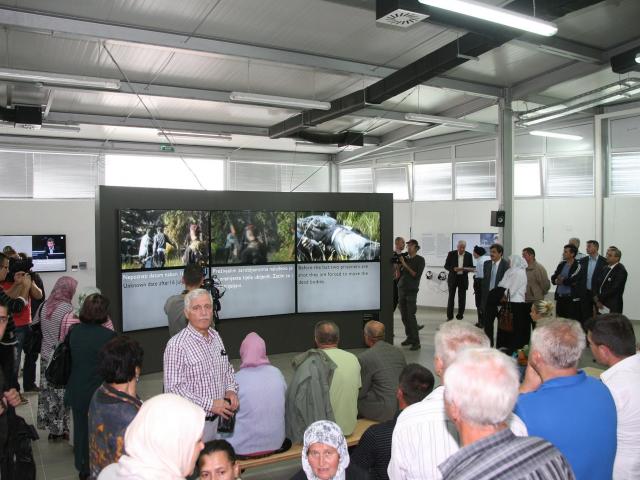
357;321;408;422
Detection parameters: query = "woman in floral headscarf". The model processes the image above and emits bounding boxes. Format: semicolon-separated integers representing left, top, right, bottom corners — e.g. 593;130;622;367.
496;254;529;354
290;420;370;480
36;276;77;440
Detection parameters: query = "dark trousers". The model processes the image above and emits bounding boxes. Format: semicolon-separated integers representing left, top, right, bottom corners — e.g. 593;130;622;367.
483;287;505;347
473;278;483;324
398;289;419;345
72;405;90;476
393;279;399;311
447;276;467;319
581;290;596;326
556;297;580;321
0;345;17;390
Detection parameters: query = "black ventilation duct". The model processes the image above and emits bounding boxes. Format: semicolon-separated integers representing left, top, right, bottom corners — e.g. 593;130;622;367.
0;105;43;129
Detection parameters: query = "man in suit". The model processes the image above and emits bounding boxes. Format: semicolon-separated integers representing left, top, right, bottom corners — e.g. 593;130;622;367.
357;320;407;422
594;246;628;314
444;240;474;320
480;243;509;346
551;244;586;322
579;240;607;322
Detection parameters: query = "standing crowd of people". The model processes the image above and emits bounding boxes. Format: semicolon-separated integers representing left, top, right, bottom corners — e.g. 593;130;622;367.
0;234;637;480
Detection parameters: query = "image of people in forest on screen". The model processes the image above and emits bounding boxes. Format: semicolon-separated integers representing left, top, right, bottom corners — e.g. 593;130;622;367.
296;211;380;262
210;211;295;265
119;210;210;270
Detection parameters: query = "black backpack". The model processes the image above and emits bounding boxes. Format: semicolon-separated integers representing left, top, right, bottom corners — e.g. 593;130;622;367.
0;410;38;480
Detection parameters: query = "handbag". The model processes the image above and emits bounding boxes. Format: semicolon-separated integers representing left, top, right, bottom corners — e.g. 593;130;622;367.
45;325;75;388
497;291;514;332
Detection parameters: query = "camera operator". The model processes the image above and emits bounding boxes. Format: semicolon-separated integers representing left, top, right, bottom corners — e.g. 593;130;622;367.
165;264;205;338
0;248;42;400
391;237;406;311
0;251;35;398
398;239;425;351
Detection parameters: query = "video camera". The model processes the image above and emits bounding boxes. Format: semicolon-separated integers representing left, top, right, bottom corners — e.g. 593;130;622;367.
7;256;34;282
202;275;225;313
391;251;409;264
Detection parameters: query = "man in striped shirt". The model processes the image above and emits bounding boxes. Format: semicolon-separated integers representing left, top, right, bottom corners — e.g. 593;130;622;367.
163;288;238;442
439;348;574;480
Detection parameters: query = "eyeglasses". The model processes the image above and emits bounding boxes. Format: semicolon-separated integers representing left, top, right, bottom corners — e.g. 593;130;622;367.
189;304;213;313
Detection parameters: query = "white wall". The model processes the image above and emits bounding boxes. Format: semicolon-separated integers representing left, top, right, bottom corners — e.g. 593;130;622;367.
0;199;96;299
395;200;500;310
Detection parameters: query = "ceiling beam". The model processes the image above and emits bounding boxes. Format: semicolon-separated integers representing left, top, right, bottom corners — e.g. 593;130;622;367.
0;7;502;99
512;36;640;100
337;96;496;163
46;112;270;137
512;36;603;64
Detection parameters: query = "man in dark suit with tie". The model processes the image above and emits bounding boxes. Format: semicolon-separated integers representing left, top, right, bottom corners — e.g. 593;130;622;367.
594;246;628;314
579;240;607;322
444;240;474;320
479;243;509;346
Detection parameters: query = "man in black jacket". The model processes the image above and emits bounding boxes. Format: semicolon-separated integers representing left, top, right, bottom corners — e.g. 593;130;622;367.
480;244;509;346
551;244;585;322
594;246;627;314
579;240;607;323
444;240;474;320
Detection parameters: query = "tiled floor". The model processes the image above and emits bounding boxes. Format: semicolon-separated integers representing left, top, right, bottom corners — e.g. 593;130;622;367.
17;307;640;479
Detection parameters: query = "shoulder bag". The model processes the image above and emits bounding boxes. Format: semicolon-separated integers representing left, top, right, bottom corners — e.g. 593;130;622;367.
497;290;514;332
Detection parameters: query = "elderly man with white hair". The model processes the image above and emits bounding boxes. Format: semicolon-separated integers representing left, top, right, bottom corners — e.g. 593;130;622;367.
444;240;474;321
439;348;574;480
163;288;239;442
388;321;527;480
515;319;617;480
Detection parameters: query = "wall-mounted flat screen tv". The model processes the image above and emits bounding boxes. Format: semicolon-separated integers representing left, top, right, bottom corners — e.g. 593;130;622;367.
0;234;67;272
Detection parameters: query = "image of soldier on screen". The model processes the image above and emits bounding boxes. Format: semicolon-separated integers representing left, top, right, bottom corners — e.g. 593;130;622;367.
119;209;209;270
296;211;380;262
210;211;295;265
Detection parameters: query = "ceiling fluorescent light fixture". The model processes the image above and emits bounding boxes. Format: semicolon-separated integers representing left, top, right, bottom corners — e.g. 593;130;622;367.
40;123;81;133
158;131;232;141
636;53;640;64
229;92;331;110
0;67;120;90
418;0;557;36
529;130;582;141
404;113;478;129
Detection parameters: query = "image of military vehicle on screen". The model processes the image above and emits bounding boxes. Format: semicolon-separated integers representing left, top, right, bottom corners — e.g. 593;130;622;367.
210;210;295;265
296;211;380;262
120;209;209;270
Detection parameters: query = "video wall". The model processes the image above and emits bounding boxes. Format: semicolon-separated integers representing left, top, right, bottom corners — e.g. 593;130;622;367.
119;209;381;332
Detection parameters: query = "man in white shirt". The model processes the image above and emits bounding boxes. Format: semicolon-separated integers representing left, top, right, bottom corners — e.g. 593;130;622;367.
587;313;640;480
388;321;527;480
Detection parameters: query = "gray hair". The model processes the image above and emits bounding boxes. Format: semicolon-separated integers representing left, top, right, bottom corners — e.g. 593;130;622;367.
457;240;467;247
184;288;213;311
314;321;340;346
531;318;585;369
444;348;519;426
435;321;490;370
569;237;580;248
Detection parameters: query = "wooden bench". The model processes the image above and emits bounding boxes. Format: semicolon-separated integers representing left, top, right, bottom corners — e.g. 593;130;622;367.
238;418;378;471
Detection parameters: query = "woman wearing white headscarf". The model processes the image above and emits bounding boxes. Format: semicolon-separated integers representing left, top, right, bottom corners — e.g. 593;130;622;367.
98;393;205;480
289;420;370;480
496;254;529;354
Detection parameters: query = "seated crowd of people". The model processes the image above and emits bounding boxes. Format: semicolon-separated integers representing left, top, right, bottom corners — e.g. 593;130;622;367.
0;239;638;480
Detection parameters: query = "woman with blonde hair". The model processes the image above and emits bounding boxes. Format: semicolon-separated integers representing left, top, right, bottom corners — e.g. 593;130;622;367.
530;300;554;323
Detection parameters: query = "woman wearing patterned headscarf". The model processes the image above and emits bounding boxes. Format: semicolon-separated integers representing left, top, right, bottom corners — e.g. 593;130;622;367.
289;420;370;480
497;254;529;354
35;275;77;440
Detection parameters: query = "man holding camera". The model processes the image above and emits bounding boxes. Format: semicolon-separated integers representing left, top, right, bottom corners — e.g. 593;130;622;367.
165;263;205;338
0;251;35;403
392;237;405;311
398;239;425;351
0;248;42;401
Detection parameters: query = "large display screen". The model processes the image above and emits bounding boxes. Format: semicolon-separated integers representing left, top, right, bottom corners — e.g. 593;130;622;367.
451;233;499;252
119;209;381;332
0;234;67;272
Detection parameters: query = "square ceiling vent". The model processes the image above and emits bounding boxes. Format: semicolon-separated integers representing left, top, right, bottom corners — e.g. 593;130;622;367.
377;8;428;27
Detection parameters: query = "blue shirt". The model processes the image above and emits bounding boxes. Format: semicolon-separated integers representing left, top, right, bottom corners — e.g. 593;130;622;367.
556;263;572;296
514;371;617;480
474;255;491;279
586;255;598;290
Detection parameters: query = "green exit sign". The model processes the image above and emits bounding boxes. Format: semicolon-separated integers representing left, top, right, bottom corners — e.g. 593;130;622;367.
160;144;175;152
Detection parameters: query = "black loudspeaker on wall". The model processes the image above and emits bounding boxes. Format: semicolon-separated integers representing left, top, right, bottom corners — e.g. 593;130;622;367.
491;210;506;227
